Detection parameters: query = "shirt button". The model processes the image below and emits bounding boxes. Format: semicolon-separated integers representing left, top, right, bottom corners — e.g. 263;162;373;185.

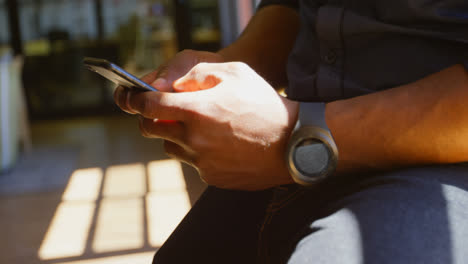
324;50;337;64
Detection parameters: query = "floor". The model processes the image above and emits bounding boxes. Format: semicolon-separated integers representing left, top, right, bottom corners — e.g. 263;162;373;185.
0;114;206;264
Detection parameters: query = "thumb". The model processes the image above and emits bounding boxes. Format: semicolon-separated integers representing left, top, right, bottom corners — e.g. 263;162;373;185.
173;64;222;92
128;90;202;121
150;58;200;92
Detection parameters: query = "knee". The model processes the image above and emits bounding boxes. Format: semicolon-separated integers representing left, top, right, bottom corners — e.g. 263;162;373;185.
288;182;459;264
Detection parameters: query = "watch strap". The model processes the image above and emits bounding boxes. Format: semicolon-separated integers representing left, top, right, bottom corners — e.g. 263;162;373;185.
298;102;329;132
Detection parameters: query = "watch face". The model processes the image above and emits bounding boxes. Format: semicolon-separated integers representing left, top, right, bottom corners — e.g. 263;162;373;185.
287;125;338;186
293;139;330;177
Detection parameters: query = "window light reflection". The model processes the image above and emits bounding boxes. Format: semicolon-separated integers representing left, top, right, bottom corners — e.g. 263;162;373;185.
38;168;103;260
103;163;146;198
92;198;144;253
147;159;186;192
38;202;95;260
39;159;192;261
54;251;155;264
147;160;190;247
62;168;103;202
146;192;191;247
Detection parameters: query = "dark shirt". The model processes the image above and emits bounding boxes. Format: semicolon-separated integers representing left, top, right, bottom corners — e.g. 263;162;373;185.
259;0;468;102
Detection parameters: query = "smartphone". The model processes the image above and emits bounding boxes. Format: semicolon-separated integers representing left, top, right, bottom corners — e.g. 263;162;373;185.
83;57;158;92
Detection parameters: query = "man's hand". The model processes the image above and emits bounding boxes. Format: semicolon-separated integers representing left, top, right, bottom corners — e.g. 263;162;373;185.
115;62;299;190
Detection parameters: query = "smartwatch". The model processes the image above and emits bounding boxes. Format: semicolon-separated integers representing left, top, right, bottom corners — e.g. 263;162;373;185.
286;102;339;186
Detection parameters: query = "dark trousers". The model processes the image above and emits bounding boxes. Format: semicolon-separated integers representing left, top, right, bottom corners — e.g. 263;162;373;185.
153;164;468;264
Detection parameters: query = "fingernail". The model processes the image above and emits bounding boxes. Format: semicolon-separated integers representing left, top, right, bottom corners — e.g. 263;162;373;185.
153;78;167;88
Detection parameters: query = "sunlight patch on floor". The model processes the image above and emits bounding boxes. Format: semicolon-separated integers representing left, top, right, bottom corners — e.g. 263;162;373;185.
146;192;191;247
62;168;103;202
147;160;191;246
38;159;191;262
55;251;155;264
103;163;146;198
38;202;95;260
38;168;103;260
147;159;186;192
92;197;145;253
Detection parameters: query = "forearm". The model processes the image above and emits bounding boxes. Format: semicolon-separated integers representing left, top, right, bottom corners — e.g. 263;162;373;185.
326;64;468;172
217;5;300;87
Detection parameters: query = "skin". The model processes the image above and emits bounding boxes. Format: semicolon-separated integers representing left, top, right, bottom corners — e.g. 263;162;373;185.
114;6;468;190
117;62;298;190
328;64;468;172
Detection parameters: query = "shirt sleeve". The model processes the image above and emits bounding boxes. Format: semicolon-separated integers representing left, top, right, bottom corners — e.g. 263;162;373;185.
257;0;299;10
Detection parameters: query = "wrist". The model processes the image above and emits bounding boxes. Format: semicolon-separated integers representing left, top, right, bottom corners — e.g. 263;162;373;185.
324;100;362;173
216;46;244;63
216;49;230;62
217;44;257;66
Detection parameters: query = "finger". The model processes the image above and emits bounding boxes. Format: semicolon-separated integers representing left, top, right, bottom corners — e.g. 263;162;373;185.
148;55;196;92
127;89;201;121
140;70;159;84
173;63;222;92
140;66;174;92
164;140;197;166
150;63;196;92
136;68;176;92
114;68;173;114
139;118;186;146
149;65;174;92
114;86;138;114
151;50;209;92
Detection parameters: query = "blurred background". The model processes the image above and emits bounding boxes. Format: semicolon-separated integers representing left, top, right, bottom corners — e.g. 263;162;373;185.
0;0;261;263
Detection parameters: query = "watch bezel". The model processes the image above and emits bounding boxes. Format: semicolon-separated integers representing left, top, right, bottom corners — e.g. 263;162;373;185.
286;125;338;186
